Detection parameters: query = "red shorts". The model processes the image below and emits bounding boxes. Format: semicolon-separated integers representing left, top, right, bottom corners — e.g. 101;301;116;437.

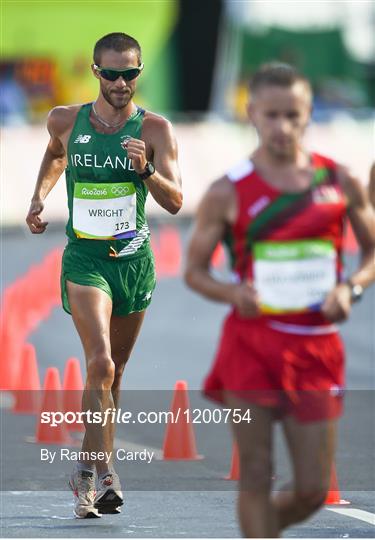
204;312;345;422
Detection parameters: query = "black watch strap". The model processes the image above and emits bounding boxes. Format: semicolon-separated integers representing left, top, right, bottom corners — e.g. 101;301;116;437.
347;279;363;303
139;162;155;180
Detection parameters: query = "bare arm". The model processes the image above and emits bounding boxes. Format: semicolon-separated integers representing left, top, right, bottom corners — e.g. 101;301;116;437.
184;179;260;317
26;107;70;233
322;167;375;321
126;116;182;214
344;168;375;288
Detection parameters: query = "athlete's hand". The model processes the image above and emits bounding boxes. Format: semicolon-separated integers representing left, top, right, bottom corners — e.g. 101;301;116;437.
231;281;261;318
121;137;147;174
321;283;352;322
26;199;49;234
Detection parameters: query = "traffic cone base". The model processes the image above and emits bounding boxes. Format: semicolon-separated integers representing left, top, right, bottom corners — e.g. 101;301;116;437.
325;495;351;505
325;463;350;506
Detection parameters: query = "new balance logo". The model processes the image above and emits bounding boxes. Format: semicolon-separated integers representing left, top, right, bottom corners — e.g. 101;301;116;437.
74;134;91;143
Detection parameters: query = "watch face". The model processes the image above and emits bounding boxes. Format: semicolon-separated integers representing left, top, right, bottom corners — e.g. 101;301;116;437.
352;284;363;301
147;162;155;175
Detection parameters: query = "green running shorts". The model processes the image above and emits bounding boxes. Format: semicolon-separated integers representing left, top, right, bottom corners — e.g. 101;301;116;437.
60;243;156;317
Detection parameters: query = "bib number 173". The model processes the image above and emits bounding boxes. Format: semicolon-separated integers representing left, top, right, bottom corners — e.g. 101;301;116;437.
115;222;130;231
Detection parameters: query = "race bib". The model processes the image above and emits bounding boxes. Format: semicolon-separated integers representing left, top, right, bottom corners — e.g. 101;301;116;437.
253;240;336;313
72;182;137;240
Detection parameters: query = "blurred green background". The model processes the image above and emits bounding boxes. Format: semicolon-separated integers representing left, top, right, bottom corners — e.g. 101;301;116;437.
2;0;180;115
1;0;374;124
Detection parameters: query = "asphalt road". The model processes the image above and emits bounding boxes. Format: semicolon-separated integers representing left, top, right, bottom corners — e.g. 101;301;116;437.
0;223;374;538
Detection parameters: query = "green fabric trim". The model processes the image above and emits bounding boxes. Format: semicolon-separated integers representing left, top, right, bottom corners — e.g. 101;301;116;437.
245;166;329;249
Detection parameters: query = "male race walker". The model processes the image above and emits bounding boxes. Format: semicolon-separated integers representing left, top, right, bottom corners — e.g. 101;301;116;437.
26;32;182;518
185;63;375;537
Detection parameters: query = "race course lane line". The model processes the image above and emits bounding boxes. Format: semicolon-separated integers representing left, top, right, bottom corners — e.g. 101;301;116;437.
326;508;375;526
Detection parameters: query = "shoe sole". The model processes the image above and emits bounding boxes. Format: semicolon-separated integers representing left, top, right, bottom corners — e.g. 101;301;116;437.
97;506;122;514
74;510;101;519
94;489;123;513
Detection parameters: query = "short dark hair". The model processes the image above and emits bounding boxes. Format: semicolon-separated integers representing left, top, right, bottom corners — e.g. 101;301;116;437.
249;62;311;95
93;32;142;65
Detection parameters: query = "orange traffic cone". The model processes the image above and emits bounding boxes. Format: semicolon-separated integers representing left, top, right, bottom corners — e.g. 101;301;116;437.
13;343;41;414
162;380;202;460
325;462;350;505
35;367;73;444
63;357;84;432
225;442;240;480
0;325;22;391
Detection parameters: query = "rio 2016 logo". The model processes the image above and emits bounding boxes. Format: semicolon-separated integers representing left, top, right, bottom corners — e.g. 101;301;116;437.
81;187;107;196
111;186;129;196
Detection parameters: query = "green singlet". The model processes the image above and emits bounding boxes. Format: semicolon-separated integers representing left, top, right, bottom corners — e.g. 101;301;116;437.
60;103;156;316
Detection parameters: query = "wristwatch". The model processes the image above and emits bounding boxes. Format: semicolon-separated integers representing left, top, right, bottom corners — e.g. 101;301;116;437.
139;161;155;180
346;279;363;303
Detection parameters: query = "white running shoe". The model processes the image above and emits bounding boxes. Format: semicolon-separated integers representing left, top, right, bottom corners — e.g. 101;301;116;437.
68;468;101;519
94;471;123;514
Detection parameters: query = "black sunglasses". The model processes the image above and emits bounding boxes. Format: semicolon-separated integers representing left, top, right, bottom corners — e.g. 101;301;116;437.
94;63;144;82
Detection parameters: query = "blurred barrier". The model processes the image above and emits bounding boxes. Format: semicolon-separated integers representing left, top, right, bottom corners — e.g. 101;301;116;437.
1;117;373;226
0;249;62;390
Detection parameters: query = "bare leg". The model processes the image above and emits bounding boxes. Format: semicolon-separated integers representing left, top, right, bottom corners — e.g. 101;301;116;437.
109;311;146;408
108;311;146;465
66;281;114;476
77;307;146;471
273;416;336;531
224;392;278;538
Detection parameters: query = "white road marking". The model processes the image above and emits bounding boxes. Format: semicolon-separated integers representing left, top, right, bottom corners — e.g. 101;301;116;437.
326;507;375;526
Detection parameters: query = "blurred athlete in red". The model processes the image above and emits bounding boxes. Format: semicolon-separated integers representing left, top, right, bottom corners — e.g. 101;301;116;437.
185;63;375;537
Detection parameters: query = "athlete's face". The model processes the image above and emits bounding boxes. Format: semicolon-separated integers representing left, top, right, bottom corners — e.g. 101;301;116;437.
248;82;312;160
92;48;141;110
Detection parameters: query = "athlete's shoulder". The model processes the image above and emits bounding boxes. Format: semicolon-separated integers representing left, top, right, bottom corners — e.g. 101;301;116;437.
312;152;361;196
142;109;171;127
47;104;83;137
311;152;338;170
205;177;236;210
141;110;176;150
200;176;237;225
142;109;175;137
